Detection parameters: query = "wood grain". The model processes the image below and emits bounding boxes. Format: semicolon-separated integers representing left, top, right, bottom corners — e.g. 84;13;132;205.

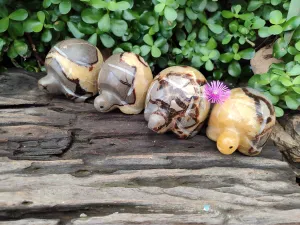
0;70;300;225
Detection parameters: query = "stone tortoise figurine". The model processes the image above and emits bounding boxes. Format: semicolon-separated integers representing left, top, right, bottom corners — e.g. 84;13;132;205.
206;87;276;156
38;39;103;102
144;66;210;139
94;52;153;114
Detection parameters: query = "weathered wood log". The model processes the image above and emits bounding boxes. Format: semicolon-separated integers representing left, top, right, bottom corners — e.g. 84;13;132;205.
0;70;300;225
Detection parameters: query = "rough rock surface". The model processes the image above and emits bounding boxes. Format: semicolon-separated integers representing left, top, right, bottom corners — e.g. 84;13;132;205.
250;44;282;74
0;70;300;225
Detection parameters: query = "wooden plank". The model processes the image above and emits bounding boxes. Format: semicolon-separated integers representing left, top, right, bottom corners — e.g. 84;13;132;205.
0;70;300;224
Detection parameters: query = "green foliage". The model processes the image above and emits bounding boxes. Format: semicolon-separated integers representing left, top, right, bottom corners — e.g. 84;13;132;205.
0;0;299;116
248;0;300;116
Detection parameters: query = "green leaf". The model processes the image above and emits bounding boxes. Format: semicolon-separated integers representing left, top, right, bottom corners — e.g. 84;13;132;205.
140;45;151;56
239;13;254;20
207;23;223;34
274;106;284;117
7;45;18;59
204;60;213;71
239;48;255;60
67;21;85;38
43;0;52;8
295;41;300;51
151;45;161;58
41;29;52;42
232;43;239;54
53;21;65;31
9;9;28;21
88;33;98;46
209;50;220;60
23;19;43;33
0;38;5;52
113;47;124;54
264;91;279;104
283;16;300;31
252;16;266;29
37;11;46;24
100;33;115;48
8;21;24;37
233;5;242;14
271;0;281;6
13;40;28;56
295;54;300;63
143;34;154;46
268;25;283;35
220;53;234;63
269;10;284;25
154;37;167;48
285;96;299;110
222;34;232;45
228;61;241;77
279;76;293;86
270;84;287;95
132;45;140;54
0;17;9;33
164;6;177;21
289;64;300;76
292;86;300;94
116;1;131;10
221;10;234;18
213;70;223;80
89;0;107;9
258;27;270;38
247;1;263;11
228;21;238;33
184;18;192;32
123;9;139;21
108;1;118;11
98;14;110;32
78;21;95;34
293;76;300;85
81;8;102;24
207;37;217;50
191;55;203;67
51;0;61;4
273;38;287;59
59;0;72;14
155;3;165;13
185;8;198;20
192;0;207;12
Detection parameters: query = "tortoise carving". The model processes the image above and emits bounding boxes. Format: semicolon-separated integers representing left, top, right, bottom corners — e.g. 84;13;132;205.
206;87;276;156
144;66;210;139
38;39;103;102
94;52;153;114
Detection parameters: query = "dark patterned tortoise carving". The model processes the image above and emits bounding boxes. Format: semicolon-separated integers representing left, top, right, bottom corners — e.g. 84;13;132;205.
94;52;153;114
206;87;276;156
144;66;210;139
38;39;103;102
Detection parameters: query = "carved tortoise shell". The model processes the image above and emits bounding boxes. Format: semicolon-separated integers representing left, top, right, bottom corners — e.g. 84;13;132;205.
206;87;276;156
144;66;210;139
94;52;153;114
38;39;103;102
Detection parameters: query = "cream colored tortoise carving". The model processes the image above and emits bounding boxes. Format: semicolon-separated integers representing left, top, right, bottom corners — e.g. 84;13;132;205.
206;87;276;156
94;52;153;114
144;66;210;139
38;39;103;102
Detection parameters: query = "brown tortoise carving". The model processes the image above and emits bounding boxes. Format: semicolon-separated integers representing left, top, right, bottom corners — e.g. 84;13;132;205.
144;66;210;139
38;39;103;102
94;52;153;114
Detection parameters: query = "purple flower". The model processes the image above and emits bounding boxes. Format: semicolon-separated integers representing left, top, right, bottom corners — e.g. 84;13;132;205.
204;81;230;104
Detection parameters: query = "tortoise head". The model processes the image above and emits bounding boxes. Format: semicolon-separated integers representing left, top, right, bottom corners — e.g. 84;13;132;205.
94;90;120;112
38;67;63;95
217;129;240;155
